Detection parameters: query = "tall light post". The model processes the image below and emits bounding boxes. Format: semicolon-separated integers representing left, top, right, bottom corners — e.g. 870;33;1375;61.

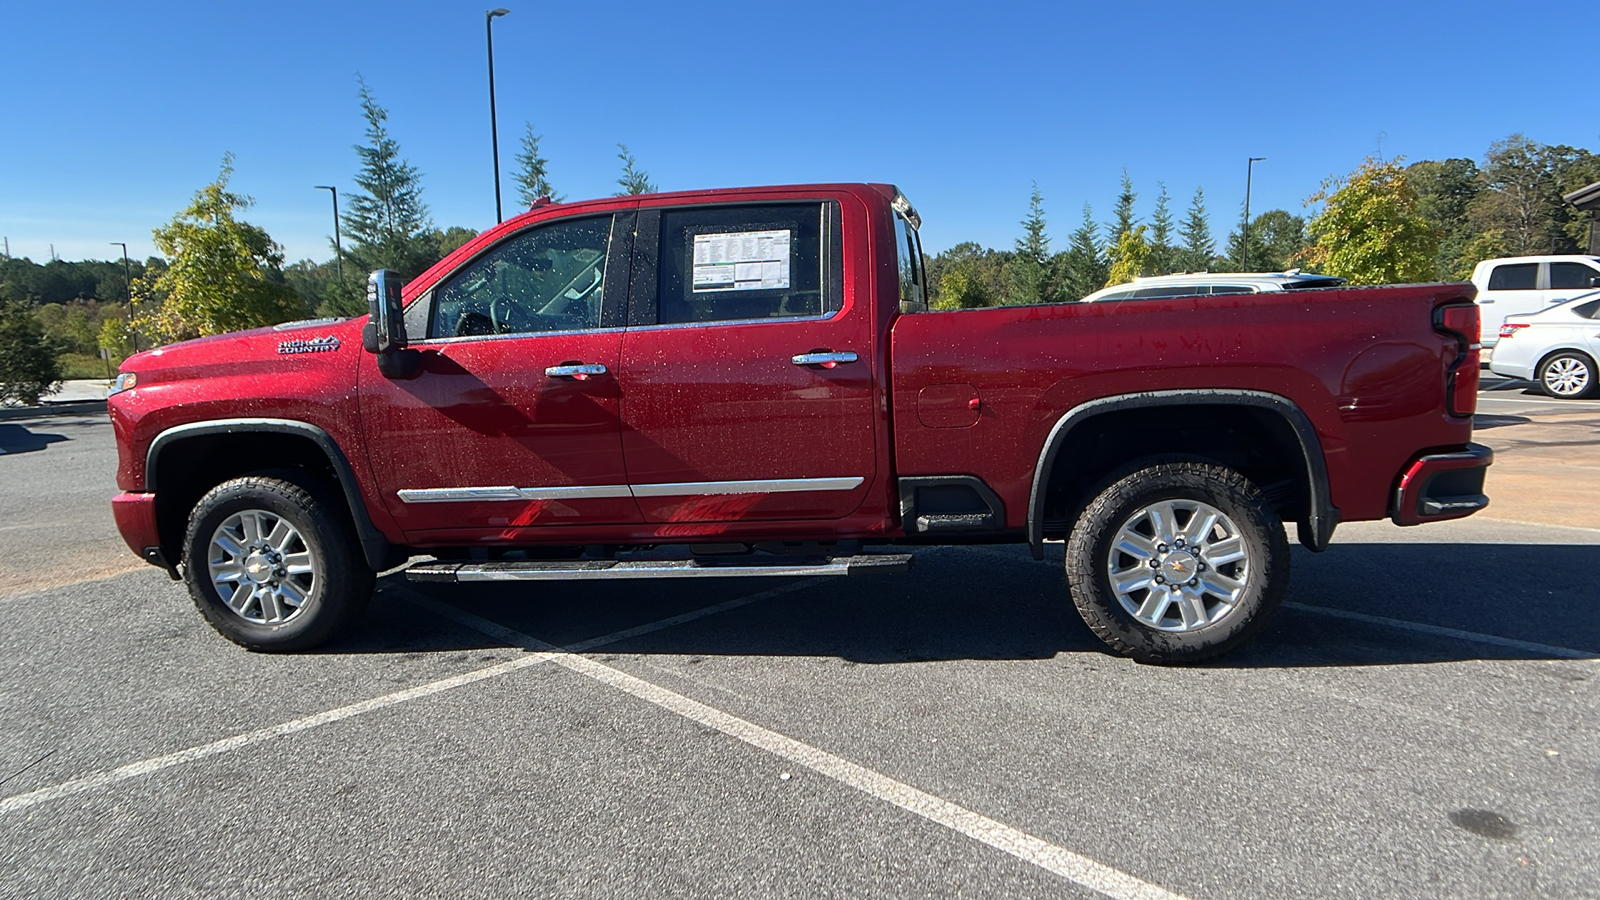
111;241;137;353
486;8;511;223
314;185;344;283
1242;157;1266;271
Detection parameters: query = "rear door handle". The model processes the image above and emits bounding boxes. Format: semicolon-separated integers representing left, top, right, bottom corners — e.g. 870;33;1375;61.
791;351;857;368
545;363;607;380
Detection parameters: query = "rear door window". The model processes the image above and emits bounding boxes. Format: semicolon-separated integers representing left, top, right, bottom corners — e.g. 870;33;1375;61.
1487;263;1538;291
653;202;841;325
1206;285;1255;295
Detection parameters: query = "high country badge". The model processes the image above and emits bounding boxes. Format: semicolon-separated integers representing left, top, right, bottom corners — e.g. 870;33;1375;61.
277;335;342;355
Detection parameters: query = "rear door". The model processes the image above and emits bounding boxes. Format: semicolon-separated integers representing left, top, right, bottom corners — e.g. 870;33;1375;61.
616;196;876;523
1478;261;1541;340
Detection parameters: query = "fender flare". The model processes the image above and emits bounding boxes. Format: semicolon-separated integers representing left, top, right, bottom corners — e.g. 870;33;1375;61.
146;418;399;571
1025;389;1338;559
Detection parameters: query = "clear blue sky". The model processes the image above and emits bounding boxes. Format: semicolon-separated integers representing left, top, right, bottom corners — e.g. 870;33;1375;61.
2;0;1596;266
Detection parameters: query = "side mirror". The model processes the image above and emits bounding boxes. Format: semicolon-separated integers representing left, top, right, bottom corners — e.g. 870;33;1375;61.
1590;276;1600;288
362;269;419;378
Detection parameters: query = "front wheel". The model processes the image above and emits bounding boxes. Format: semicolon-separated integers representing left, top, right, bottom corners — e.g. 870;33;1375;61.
1538;352;1597;399
1065;461;1288;664
182;475;374;651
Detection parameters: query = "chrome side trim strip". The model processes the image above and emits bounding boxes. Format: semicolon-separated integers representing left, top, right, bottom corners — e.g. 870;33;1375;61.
396;477;863;503
398;484;633;503
629;477;864;497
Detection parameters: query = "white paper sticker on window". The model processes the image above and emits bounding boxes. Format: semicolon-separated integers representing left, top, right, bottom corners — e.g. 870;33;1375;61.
692;230;791;292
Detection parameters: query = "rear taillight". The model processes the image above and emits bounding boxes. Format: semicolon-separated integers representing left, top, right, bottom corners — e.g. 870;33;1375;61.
1498;323;1529;339
1435;304;1480;417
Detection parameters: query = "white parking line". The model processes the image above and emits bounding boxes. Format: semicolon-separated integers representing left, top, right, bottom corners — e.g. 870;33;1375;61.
408;593;1188;900
1284;603;1598;660
0;580;814;816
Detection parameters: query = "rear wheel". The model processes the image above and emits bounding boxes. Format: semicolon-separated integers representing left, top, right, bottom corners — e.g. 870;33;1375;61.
1537;352;1597;399
1065;461;1288;664
183;475;374;651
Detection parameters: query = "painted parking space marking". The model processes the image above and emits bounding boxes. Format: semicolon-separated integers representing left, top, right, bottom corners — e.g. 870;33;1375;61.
0;580;815;816
408;593;1188;900
1284;602;1598;660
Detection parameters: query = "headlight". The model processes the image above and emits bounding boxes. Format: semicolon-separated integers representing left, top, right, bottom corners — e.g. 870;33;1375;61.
109;372;138;396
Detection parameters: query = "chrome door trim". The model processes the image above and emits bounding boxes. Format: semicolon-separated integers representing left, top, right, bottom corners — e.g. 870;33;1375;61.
629;477;864;497
398;484;633;503
396;477;864;503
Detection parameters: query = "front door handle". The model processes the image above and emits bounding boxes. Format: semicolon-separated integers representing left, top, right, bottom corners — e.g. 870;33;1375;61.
545;363;608;380
791;351;858;368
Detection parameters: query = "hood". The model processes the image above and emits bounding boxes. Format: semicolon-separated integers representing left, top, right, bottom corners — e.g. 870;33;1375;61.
120;317;366;381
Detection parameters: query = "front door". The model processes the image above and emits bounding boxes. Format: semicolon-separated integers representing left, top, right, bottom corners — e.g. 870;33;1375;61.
617;199;877;524
359;212;641;541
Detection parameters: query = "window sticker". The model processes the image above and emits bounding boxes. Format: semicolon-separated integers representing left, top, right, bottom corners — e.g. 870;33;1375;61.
692;229;791;292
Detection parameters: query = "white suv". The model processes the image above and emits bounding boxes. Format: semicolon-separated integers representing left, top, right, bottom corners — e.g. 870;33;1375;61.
1079;269;1346;303
1470;255;1600;348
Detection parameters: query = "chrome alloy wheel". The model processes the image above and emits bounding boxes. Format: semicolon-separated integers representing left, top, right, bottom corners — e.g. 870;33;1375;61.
1105;499;1250;632
207;510;316;624
1542;356;1592;397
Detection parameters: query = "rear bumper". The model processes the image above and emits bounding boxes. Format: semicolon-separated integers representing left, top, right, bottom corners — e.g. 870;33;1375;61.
111;492;161;561
1391;444;1493;526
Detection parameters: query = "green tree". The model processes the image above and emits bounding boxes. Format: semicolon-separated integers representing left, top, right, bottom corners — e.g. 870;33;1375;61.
933;265;995;309
133;155;309;343
334;77;437;314
512;122;562;207
433;226;478;257
1008;182;1051;304
1226;209;1308;272
1107;169;1138;248
1305;157;1437;285
615;144;657;196
0;298;64;406
1060;204;1109;300
1148;183;1177;275
1104;225;1151;287
1409;157;1481;279
1178;187;1215;272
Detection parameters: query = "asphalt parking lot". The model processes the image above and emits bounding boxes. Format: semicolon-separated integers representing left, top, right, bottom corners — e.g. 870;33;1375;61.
1;392;1597;899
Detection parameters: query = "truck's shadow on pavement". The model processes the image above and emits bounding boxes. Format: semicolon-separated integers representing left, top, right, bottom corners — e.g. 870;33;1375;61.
0;424;70;455
325;541;1599;668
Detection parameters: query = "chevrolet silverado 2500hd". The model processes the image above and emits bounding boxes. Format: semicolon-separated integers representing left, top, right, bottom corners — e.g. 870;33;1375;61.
108;184;1492;663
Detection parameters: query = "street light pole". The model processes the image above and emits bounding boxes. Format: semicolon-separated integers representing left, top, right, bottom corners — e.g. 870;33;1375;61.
486;8;511;224
1243;157;1266;272
111;241;137;353
314;186;344;283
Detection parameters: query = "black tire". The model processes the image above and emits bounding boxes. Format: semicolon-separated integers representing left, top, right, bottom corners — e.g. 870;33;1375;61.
1536;351;1598;399
1065;461;1288;664
182;475;375;651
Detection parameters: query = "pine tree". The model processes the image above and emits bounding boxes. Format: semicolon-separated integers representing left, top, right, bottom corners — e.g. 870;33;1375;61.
1016;182;1050;264
1106;168;1138;248
1104;225;1152;288
1061;204;1109;301
615;144;657;196
512;122;561;207
1148;183;1175;275
335;76;436;314
1179;187;1215;272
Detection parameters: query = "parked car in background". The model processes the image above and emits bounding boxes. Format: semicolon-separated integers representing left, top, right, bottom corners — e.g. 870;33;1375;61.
1471;255;1600;350
1488;290;1600;398
1078;270;1346;303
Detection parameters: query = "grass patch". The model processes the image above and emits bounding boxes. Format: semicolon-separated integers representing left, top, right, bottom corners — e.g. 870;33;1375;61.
57;352;122;380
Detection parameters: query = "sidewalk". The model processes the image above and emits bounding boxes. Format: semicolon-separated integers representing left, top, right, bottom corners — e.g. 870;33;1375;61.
0;380;112;421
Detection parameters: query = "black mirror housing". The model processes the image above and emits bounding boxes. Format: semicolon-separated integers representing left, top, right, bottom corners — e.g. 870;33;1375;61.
363;269;419;378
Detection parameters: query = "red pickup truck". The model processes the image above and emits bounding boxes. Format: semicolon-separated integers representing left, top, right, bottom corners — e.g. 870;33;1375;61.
108;183;1491;663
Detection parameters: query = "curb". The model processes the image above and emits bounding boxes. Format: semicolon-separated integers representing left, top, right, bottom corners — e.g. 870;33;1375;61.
0;400;109;422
